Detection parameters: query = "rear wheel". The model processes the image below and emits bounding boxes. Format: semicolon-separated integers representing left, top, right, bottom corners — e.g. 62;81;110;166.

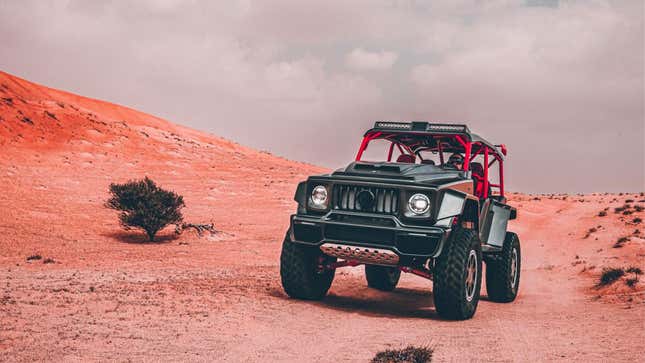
486;232;521;303
280;232;335;300
433;227;482;320
365;265;401;291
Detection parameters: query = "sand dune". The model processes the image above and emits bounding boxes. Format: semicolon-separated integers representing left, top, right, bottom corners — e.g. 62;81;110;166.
0;71;643;361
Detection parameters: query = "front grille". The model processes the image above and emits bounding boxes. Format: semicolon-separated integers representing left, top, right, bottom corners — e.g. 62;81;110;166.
332;184;399;214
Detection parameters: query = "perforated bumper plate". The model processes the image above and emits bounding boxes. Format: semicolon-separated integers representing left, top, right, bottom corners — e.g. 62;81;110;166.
320;243;399;266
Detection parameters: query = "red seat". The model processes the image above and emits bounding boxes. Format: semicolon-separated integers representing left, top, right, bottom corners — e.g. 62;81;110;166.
470;162;486;198
396;154;416;163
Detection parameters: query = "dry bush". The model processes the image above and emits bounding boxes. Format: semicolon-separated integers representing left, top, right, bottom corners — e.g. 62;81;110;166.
372;346;433;363
613;237;630;248
105;177;185;242
598;268;625;286
583;227;597;239
614;204;631;214
625;267;642;288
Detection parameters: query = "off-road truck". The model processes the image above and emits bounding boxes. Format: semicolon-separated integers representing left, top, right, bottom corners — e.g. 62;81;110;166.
280;122;520;320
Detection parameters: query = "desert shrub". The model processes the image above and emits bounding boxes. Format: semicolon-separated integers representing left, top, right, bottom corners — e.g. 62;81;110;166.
613;237;629;248
26;254;42;261
625;278;638;288
626;267;643;275
614;204;631;213
634;205;644;212
372;346;433;363
106;177;185;241
44;111;57;120
633;217;642;224
598;268;625;286
583;227;597;239
597;210;607;217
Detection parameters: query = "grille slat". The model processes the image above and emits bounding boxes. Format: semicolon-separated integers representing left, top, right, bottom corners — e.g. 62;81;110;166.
332;184;399;214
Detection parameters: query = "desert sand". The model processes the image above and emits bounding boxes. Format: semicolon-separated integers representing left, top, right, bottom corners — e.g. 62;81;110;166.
0;71;643;362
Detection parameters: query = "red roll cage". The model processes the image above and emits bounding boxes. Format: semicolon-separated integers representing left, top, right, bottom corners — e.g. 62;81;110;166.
355;126;507;199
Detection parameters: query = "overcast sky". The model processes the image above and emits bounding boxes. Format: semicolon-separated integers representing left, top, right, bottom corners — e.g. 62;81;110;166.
0;0;643;193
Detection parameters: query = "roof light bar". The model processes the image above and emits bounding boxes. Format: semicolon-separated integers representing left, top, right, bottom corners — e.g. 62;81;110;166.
426;124;468;132
374;121;412;130
374;121;469;134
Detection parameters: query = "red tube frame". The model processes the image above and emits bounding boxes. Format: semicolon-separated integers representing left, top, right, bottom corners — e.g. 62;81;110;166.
483;147;489;199
355;132;505;197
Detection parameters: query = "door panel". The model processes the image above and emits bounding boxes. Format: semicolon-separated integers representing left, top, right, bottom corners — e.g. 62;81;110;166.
479;199;512;247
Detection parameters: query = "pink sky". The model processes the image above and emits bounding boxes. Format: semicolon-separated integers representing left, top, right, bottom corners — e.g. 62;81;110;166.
0;0;642;192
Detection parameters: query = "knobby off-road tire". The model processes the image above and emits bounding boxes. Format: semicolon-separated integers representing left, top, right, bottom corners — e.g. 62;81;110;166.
486;232;521;303
365;265;401;291
280;233;335;300
433;227;482;320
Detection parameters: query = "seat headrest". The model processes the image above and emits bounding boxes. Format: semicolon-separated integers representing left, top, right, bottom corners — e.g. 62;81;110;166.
396;154;415;163
470;162;484;177
421;159;435;165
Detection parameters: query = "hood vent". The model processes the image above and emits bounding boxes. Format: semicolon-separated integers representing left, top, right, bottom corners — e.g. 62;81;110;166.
353;163;402;173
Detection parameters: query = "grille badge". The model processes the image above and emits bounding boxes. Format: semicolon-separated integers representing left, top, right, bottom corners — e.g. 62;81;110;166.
356;190;375;211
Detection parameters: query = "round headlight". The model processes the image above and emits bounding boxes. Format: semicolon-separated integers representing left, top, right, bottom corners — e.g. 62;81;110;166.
408;193;430;215
311;185;328;207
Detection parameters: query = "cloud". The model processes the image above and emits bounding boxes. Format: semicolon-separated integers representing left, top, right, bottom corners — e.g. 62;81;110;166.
0;0;642;192
345;48;398;71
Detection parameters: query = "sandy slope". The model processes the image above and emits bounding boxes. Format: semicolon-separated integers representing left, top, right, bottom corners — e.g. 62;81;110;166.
0;71;644;362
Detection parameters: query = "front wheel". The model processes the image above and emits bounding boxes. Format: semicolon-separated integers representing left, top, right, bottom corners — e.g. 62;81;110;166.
486;232;521;303
433;227;482;320
280;232;335;300
365;265;401;291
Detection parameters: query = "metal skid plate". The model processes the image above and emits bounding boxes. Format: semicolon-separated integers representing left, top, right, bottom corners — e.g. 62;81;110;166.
320;243;399;266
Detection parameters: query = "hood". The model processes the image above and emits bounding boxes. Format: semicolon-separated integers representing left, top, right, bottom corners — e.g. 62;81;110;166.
331;161;466;185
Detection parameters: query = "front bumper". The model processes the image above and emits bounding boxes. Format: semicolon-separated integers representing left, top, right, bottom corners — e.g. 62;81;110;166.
289;210;450;262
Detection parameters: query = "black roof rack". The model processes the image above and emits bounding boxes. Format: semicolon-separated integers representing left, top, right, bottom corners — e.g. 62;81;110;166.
366;121;503;159
369;121;471;136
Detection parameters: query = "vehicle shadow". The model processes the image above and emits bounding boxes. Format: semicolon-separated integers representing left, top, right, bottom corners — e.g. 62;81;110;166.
268;285;448;320
320;286;447;320
102;230;181;244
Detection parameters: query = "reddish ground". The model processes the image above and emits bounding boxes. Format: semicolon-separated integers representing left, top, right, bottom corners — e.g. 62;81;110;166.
0;71;643;362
